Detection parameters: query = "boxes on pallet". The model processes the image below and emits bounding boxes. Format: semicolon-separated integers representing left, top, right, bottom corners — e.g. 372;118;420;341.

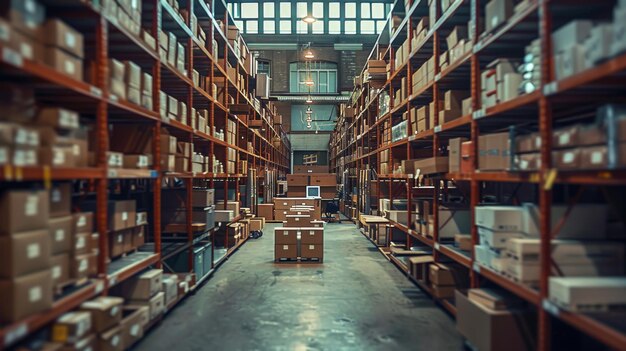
50;311;92;344
300;244;323;260
549;277;626;311
112;269;163;300
300;227;324;244
120;306;149;348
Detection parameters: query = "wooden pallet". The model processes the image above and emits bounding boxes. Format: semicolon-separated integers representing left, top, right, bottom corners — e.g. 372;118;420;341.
274;257;324;263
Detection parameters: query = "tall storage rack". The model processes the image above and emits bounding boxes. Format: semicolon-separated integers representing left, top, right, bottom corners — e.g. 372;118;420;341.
0;0;290;347
330;0;626;349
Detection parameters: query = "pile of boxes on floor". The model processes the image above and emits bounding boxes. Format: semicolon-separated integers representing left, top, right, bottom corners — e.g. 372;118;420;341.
0;93;89;168
259;197;324;224
47;269;189;350
475;204;626;305
274;203;325;263
0;187;98;324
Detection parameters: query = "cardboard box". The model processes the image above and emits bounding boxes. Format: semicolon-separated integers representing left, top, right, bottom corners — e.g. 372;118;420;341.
74;231;92;256
132;225;145;248
310;174;336;186
250;218;264;231
73;212;94;235
485;0;514;34
287;174;309;186
97;326;123;351
128;290;164;321
162;275;178;306
42;19;84;58
449;137;468;173
51;311;92;343
80;296;124;332
59;334;96;351
553;148;581;170
275;244;297;260
115;269;163;300
257;203;274;220
0;229;51;278
0;269;53;323
300;228;324;244
274;228;300;245
478;133;510;171
50;253;70;288
456;290;535;351
549;277;626;310
285;215;311;228
49;183;71;218
123;155;150;169
192;189;215;207
71;253;96;280
44;47;83;81
413;156;449;175
0;189;49;235
120;306;148;348
455;234;472;251
300;244;323;259
49;215;72;254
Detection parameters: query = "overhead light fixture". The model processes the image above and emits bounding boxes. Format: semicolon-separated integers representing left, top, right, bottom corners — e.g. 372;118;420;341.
306;96;313;104
306;122;312;129
304;49;315;59
305;106;313;116
302;15;317;24
304;79;314;87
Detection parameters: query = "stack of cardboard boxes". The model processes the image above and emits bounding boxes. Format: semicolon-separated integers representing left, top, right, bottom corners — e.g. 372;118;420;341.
275;220;324;262
411;56;435;94
480;58;519;109
113;269;165;325
441;25;472;71
43;18;84;81
0;189;53;324
477;132;510;171
273;198;322;223
439;90;471;125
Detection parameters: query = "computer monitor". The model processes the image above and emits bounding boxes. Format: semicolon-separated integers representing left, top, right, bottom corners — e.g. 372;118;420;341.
306;186;321;198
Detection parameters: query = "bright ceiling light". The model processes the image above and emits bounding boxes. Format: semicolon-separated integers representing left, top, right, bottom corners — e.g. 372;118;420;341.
302;15;317;24
306;106;313;115
306;96;313;104
304;79;314;87
304;50;315;59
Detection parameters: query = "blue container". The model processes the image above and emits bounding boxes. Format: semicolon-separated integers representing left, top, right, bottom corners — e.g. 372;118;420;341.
193;245;204;279
202;242;213;275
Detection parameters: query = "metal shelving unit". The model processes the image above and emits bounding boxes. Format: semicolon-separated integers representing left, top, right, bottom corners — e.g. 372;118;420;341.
330;0;626;349
0;0;290;348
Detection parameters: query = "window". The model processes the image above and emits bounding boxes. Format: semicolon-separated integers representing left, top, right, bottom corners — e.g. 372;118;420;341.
279;20;292;33
329;20;341;34
361;3;371;18
296;20;308;34
289;61;338;94
372;3;385;18
258;60;271;77
297;2;307;17
345;21;356;34
312;2;324;18
345;3;356;18
234;20;244;31
263;2;275;17
312;21;324;34
377;20;386;33
246;21;258;33
329;2;340;18
280;2;291;17
241;3;258;18
263;20;275;34
361;20;375;34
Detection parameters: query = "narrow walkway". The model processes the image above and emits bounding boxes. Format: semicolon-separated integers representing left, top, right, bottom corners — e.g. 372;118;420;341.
136;223;464;351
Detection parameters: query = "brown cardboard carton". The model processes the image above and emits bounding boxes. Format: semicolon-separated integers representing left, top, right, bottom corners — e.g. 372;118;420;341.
455;234;472;251
128;291;165;321
42;19;84;58
274;228;298;244
310;174;337;186
0;269;53;323
80;296;124;333
44;47;83;81
37;108;80;130
478;133;510;171
250;219;264;231
0;229;51;278
287;174;309;186
120;306;148;348
59;334;96;351
553;125;580;149
71;253;96;280
73;212;94;235
301;244;323;259
485;0;514;33
50;253;70;288
285;215;311;228
257;203;274;220
580;145;608;169
455;290;530;351
114;269;163;300
73;232;91;256
432;285;456;299
97;326;123;351
132;226;145;248
275;244;297;260
300;228;324;244
50;183;72;217
461;141;473;173
449;137;468;173
49;215;72;254
429;263;456;285
413;157;449;175
444;90;470;111
553;148;581;170
0;189;49;235
51;311;92;343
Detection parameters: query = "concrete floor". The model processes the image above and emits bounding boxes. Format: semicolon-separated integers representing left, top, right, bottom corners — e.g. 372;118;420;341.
135;223;464;351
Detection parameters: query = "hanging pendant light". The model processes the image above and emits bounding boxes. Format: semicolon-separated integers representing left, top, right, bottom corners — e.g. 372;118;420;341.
302;15;317;24
304;49;315;59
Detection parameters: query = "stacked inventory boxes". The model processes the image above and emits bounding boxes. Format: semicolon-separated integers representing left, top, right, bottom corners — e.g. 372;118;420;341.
0;189;53;323
274;227;324;263
112;269;164;323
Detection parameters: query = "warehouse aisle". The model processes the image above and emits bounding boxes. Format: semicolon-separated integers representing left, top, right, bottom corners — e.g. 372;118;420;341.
135;223;463;351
